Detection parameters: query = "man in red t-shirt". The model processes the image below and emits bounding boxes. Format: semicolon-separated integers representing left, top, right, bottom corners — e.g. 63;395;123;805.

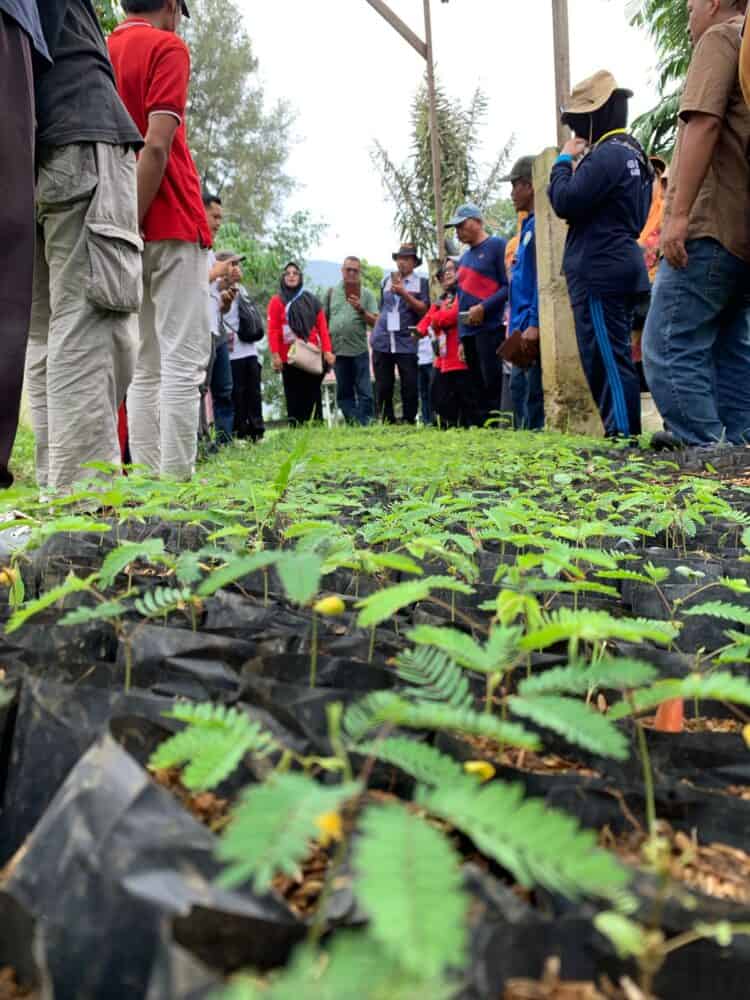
108;0;212;480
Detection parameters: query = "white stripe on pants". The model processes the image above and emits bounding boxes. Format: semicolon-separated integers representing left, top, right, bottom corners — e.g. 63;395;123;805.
128;241;212;479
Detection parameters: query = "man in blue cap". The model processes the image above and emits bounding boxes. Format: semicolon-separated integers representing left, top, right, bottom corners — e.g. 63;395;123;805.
446;203;508;426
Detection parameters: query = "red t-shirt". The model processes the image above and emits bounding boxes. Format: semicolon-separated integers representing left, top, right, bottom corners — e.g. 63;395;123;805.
268;296;333;364
108;19;211;247
417;297;467;374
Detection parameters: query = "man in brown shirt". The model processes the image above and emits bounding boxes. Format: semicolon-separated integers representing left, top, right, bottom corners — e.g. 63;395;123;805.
643;0;750;448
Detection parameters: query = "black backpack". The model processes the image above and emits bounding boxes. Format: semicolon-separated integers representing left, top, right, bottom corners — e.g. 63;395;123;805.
237;289;265;343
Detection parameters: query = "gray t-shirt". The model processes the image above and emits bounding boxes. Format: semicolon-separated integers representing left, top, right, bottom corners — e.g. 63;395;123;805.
34;0;142;150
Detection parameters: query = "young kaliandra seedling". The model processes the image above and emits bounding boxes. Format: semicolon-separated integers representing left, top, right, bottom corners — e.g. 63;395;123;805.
311;595;346;688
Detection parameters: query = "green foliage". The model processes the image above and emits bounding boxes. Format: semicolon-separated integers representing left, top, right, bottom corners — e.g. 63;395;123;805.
356;576;474;628
408;624;522;675
394;647;473;709
197;551;279;597
59;600;127;627
134;585;195;619
517;659;658;697
418;777;629;901
355;737;463;786
372;76;514;259
610;672;750;720
95;0;119;32
509;695;629;760
519;609;678;652
6;572;94;634
343;691;539;750
98;539;169;589
216;933;454;1000
217;774;360;891
682;601;750;626
277;552;324;606
150;703;277;791
355;804;468;979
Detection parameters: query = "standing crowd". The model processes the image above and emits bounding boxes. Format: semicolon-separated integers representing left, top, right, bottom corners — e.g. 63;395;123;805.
2;0;750;495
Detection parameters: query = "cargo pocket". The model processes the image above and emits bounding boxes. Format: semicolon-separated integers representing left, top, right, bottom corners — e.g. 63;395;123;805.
85;222;144;313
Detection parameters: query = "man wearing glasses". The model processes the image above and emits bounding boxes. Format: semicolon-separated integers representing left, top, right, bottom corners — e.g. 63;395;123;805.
325;256;378;426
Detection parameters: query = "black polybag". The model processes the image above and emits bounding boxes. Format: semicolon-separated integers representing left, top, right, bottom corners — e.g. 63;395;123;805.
4;736;305;999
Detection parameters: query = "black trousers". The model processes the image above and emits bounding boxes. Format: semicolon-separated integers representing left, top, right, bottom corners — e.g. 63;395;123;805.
432;370;479;429
568;277;641;437
0;14;34;481
282;363;324;426
231;355;265;441
372;350;418;424
461;329;504;426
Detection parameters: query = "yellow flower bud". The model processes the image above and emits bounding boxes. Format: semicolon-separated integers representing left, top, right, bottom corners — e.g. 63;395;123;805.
313;596;345;617
463;760;496;783
743;724;750;750
0;567;18;588
314;810;343;847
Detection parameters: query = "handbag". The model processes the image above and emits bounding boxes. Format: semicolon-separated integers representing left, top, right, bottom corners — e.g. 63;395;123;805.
287;337;323;375
237;290;265;343
500;329;540;369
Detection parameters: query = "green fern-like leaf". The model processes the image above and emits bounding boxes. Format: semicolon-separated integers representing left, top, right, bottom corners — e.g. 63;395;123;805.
520;609;678;651
395;647;473;708
98;539;169;588
610;672;750;720
509;695;629;760
343;691;539;750
59;600;127;627
355;804;468;979
418;777;629;900
518;659;658;697
5;572;94;634
277;551;324;606
356;576;474;628
149;702;278;791
134;585;194;618
681;601;750;626
355;737;463;785
197;551;279;598
217;774;360;891
407;623;522;675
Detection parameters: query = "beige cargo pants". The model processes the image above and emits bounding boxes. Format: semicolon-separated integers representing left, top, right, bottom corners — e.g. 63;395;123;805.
127;241;212;480
26;142;141;494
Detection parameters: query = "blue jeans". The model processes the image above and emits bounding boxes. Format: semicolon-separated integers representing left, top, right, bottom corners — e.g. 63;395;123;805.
511;362;545;430
210;338;234;445
335;352;373;425
418;363;433;425
643;239;750;446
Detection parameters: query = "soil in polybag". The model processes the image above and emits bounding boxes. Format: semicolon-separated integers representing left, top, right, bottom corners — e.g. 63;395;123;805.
3;736;305;1000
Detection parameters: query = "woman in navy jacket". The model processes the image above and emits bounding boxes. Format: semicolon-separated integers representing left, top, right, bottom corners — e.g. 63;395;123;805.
549;71;653;438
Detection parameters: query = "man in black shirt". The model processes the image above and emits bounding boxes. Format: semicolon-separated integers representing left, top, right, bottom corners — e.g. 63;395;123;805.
25;0;145;496
0;1;49;489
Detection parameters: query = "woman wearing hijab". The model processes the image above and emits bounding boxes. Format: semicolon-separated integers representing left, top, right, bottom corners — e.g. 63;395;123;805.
548;71;653;438
268;262;335;426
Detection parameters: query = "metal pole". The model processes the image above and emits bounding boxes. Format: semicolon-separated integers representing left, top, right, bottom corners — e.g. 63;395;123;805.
423;0;445;260
551;0;571;147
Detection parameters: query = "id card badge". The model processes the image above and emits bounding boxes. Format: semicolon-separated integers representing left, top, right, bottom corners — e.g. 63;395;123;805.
386;309;401;332
283;323;295;344
439;333;447;358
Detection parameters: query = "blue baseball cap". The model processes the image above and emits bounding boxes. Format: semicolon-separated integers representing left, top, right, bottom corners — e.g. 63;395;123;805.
446;203;483;227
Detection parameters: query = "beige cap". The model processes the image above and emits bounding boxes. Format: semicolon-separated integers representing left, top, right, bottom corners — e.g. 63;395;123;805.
561;70;633;121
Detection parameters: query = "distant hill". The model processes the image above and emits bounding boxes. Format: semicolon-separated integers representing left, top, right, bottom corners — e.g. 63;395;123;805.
305;260;343;291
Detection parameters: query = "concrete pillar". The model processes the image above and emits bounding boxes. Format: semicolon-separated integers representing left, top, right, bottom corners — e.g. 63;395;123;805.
534;147;603;436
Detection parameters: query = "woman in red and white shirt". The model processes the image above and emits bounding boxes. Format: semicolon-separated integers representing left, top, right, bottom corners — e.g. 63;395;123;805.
268;262;335;425
417;259;478;428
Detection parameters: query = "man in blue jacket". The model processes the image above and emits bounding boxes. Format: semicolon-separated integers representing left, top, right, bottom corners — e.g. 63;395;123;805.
446;204;508;427
549;71;652;438
507;156;543;430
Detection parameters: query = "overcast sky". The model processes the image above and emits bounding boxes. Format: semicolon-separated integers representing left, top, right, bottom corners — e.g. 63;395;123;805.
235;0;660;267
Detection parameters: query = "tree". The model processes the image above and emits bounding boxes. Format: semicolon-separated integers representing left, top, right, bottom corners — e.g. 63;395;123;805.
360;259;385;298
372;76;514;261
182;0;295;232
95;0;119;33
628;0;691;156
484;198;518;243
